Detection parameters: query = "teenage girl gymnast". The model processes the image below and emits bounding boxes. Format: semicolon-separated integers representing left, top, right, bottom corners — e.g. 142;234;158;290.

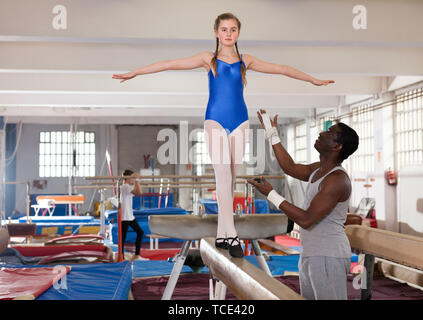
113;13;334;257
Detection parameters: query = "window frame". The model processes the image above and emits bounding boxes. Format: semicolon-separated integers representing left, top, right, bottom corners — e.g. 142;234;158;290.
39;130;96;178
349;103;375;173
394;88;423;169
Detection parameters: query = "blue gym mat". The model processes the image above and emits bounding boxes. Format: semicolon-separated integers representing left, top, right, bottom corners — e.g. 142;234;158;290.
1;261;132;300
132;254;301;278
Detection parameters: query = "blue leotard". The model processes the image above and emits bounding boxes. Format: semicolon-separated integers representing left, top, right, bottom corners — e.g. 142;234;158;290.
205;55;249;134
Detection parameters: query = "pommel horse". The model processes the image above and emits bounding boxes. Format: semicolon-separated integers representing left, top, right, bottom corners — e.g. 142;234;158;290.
148;214;299;300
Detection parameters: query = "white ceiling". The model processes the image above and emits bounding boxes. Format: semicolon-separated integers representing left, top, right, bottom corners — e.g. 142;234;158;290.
1;0;422;125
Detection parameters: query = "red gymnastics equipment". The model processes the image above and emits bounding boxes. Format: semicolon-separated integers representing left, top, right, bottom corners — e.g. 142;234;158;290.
0;266;71;300
13;244;107;257
37;250;111;264
117;206;123;262
44;234;104;245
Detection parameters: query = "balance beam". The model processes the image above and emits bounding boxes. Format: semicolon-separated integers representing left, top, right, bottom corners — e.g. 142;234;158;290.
345;225;423;271
200;237;304;300
346;224;423;300
149;214;291;240
149;214;293;300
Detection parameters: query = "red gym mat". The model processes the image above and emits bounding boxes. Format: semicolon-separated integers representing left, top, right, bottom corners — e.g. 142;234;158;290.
139;249;180;260
37;250;111;264
0;266;71;300
274;235;301;247
45;234;103;245
13;244;106;257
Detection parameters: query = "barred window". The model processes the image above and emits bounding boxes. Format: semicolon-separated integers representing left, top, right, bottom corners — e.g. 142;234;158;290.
350;103;374;172
310;116;334;163
192;131;211;176
294;122;307;164
192;130;251;176
395;88;423;168
39;131;96;177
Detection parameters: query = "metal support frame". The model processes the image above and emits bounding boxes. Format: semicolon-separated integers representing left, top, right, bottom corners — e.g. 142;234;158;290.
162;239;192;300
361;253;375;300
251;239;272;276
210;279;227;300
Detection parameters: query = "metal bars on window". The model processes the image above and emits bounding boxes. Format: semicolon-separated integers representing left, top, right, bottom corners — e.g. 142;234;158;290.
191;130;250;176
395;88;423;168
192;131;211;176
39;131;96;177
350;103;374;172
294;122;307;164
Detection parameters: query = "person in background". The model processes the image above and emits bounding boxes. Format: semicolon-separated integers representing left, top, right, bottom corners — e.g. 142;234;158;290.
121;169;148;261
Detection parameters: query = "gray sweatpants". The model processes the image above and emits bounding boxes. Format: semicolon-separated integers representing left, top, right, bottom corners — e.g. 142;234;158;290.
298;255;350;300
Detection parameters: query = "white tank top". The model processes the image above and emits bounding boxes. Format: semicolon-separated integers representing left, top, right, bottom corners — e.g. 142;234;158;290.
299;166;351;258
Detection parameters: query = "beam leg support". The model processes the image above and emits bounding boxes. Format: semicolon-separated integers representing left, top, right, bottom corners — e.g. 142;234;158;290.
251;239;272;276
161;240;191;300
361;253;375;300
216;280;227;300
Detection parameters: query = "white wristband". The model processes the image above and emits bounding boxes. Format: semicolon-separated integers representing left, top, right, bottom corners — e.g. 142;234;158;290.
261;113;281;145
267;190;286;208
270;134;281;145
265;126;277;139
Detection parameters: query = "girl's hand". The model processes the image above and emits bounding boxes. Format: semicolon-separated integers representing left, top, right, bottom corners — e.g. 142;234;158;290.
311;78;335;86
112;71;136;83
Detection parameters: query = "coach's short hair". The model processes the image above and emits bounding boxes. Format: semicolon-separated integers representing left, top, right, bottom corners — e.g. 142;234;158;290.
335;122;359;161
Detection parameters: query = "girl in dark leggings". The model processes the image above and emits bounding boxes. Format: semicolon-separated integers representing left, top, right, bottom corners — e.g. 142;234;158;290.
120;169;148;261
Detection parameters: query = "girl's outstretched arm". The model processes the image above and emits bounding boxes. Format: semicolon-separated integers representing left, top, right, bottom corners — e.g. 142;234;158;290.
112;52;211;83
242;54;334;86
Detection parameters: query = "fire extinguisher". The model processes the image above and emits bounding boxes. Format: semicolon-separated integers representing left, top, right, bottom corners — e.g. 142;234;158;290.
385;168;397;186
